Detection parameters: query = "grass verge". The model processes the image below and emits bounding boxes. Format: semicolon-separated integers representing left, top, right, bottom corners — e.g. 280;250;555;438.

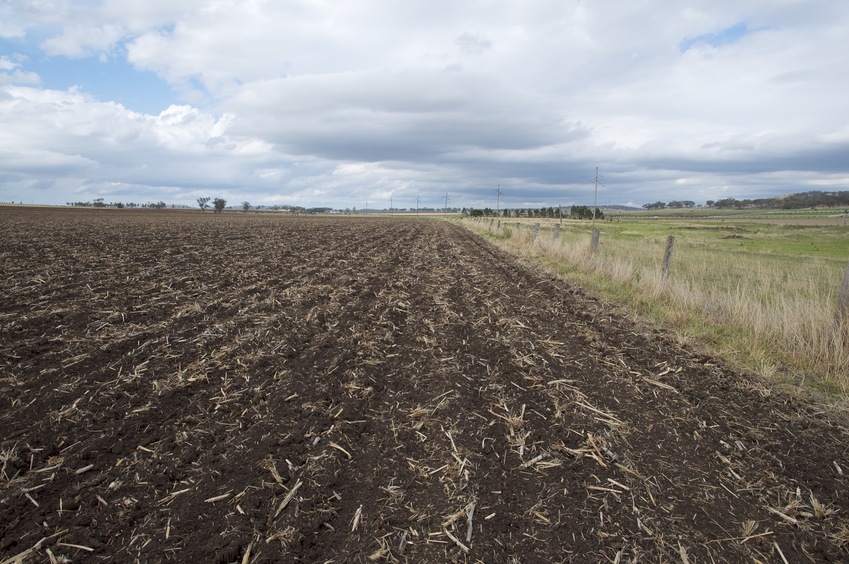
461;217;849;399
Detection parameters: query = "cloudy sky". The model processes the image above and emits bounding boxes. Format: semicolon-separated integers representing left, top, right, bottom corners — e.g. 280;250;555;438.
2;0;848;209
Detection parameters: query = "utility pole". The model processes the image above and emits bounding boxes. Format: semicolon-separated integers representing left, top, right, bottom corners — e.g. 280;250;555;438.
496;185;503;216
592;166;604;225
390;196;393;216
416;196;420;216
444;193;450;217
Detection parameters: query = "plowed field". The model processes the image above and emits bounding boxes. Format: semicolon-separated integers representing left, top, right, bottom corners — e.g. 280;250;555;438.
2;207;848;563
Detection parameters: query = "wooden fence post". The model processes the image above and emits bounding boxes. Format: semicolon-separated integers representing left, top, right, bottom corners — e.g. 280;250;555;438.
532;223;540;238
837;260;849;323
590;229;600;253
661;236;675;281
553;224;560;240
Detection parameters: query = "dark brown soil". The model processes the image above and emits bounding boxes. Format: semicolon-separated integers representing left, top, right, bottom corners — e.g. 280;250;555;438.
1;206;848;563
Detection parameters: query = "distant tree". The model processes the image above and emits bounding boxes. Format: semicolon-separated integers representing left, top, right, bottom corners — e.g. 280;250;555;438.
668;200;684;208
570;206;605;220
713;198;739;209
242;201;251;212
751;198;775;208
93;198;105;208
198;197;211;212
682;200;695;208
642;201;666;210
213;198;227;213
705;200;715;207
570;205;594;219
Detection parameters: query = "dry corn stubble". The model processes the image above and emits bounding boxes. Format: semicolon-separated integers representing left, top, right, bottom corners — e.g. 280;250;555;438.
0;207;848;562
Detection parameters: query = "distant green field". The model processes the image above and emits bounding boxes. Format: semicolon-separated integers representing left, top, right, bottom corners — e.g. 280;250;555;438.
610;206;849;220
608;219;846;262
492;210;849;261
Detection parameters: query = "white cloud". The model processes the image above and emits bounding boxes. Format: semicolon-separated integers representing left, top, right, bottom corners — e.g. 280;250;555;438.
0;56;40;85
1;0;849;207
0;0;69;39
40;22;125;57
0;84;294;204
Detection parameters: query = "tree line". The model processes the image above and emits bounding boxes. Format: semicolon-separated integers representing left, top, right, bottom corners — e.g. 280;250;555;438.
65;198;334;214
67;198;167;209
463;206;604;220
645;191;849;210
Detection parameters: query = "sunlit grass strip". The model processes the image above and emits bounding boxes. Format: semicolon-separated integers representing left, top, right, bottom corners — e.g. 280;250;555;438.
464;219;849;395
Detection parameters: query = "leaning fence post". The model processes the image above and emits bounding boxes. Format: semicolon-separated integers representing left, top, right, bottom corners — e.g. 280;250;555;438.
553;224;560;240
661;236;675;281
590;229;600;253
837;260;849;323
531;223;540;239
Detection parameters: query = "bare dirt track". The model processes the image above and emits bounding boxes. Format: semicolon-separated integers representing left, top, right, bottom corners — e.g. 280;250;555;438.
2;206;848;563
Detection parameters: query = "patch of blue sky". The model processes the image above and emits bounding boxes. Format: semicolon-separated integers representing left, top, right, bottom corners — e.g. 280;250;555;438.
1;37;176;115
679;22;755;53
42;57;175;115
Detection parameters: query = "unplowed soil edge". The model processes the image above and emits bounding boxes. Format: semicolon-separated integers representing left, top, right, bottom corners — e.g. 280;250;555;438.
2;207;848;562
